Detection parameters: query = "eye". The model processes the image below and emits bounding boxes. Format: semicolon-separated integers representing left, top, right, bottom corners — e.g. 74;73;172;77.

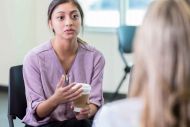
57;16;64;21
72;14;79;20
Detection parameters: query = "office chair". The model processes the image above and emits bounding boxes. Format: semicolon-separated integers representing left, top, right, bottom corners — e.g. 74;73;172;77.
110;25;136;101
8;65;27;127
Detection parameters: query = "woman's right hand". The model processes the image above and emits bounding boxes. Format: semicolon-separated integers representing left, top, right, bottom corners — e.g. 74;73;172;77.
52;75;83;105
35;75;82;118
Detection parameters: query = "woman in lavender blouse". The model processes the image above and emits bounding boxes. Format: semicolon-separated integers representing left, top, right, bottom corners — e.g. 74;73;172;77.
22;0;105;127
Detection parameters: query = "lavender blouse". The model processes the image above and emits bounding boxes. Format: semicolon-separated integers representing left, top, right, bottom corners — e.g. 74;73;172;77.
22;40;105;126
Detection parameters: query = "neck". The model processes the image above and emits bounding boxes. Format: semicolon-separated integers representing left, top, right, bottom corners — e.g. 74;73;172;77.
52;37;78;59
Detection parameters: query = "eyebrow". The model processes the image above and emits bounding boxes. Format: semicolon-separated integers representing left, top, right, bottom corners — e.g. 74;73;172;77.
56;10;79;14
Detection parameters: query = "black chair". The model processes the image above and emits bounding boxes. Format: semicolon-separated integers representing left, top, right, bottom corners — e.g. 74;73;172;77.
110;25;136;101
8;65;27;127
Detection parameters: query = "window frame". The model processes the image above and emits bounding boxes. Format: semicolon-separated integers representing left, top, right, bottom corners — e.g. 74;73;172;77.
80;0;152;32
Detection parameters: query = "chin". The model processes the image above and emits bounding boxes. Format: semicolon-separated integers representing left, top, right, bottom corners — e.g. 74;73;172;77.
63;36;76;40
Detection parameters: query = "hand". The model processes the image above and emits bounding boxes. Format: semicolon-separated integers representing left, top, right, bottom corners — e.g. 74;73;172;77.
75;105;91;120
52;75;83;105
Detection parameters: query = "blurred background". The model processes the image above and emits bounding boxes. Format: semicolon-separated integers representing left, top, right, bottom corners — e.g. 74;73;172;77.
0;0;153;126
0;0;153;94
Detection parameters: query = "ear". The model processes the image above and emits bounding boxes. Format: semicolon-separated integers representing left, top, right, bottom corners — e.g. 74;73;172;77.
48;20;55;34
48;20;53;30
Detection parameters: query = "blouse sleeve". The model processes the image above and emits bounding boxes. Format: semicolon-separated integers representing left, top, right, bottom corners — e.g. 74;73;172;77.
22;51;50;126
89;53;105;107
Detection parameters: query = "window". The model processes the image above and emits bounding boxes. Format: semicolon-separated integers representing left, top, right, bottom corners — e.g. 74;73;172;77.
126;0;153;26
78;0;119;28
78;0;153;29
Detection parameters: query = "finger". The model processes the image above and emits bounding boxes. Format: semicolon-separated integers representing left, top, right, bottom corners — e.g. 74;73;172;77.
56;75;65;88
66;89;82;101
61;83;76;93
60;83;79;99
62;82;82;93
78;106;90;115
70;85;83;94
67;88;83;101
72;84;82;91
75;114;87;120
80;107;90;114
80;110;89;115
70;103;74;110
66;83;82;95
62;83;83;100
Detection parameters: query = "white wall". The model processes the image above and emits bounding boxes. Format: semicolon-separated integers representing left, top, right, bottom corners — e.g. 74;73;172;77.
0;0;132;94
0;0;36;86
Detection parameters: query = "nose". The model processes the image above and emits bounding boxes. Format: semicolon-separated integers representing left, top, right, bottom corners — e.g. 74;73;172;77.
65;17;73;27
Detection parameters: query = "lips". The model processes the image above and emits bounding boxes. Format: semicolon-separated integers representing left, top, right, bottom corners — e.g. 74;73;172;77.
64;29;75;34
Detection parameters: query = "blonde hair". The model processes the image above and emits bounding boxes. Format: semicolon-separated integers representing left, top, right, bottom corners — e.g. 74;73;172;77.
130;0;190;127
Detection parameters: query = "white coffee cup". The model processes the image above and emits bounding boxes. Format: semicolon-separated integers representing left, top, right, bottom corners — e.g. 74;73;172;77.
73;83;91;112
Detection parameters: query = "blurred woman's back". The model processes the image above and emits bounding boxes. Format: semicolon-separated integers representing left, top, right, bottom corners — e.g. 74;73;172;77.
131;0;190;127
93;0;190;127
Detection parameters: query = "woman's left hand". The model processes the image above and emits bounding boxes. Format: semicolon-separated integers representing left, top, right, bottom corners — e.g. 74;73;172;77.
75;105;91;120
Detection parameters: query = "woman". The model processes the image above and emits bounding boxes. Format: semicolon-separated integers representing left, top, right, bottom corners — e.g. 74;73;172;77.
93;0;190;127
22;0;105;127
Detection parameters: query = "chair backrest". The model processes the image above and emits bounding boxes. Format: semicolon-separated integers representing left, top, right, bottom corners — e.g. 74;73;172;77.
117;25;136;66
118;25;136;54
8;65;27;123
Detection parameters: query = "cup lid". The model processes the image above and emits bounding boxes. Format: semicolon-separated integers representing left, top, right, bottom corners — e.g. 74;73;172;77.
75;83;91;94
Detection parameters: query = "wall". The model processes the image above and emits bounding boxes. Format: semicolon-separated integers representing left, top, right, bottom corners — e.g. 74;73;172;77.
0;0;132;94
0;0;36;86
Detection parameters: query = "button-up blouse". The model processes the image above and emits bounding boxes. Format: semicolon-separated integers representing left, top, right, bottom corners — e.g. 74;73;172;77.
22;40;105;126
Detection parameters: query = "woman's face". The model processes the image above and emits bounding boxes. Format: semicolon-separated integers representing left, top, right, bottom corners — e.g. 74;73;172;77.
49;2;81;40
